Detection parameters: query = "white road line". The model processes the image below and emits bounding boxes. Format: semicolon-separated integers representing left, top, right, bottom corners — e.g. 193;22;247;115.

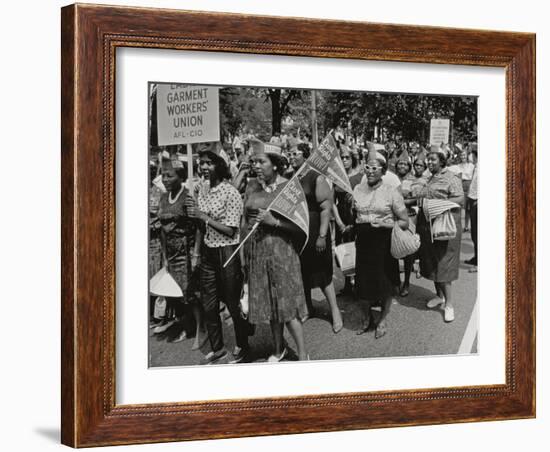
458;296;479;354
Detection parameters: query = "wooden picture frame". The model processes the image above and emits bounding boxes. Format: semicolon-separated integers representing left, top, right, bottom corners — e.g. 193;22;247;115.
61;3;535;447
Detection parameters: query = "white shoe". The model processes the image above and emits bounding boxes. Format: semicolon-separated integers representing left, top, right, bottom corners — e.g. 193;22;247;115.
426;297;445;309
444;306;455;322
267;348;287;363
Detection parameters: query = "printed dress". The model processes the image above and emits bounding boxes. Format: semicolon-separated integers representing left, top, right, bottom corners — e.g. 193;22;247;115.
157;188;197;301
417;168;464;282
244;179;308;324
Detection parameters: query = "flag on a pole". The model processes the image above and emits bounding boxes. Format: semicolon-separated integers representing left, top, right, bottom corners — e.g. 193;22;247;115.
422;198;460;220
269;177;310;252
222;174;310;267
307;133;353;194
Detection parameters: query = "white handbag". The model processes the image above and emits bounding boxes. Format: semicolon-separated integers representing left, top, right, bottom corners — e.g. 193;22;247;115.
335;242;356;276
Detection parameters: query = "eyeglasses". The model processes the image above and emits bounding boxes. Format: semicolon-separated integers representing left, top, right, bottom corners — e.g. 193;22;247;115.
365;165;382;171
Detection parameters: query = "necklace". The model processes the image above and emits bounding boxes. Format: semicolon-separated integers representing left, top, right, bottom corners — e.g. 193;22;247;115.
261;176;281;193
168;185;184;204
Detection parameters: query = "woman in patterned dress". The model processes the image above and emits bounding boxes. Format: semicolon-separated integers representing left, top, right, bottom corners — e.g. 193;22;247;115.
398;155;428;295
417;148;464;323
240;144;308;362
352;150;409;338
156;156;206;348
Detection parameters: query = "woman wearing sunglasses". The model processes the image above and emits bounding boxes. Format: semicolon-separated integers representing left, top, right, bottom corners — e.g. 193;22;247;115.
352;145;409;338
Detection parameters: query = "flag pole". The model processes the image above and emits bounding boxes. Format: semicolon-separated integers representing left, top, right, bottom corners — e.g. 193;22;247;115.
186;143;194;194
222;162;311;268
311;90;319;150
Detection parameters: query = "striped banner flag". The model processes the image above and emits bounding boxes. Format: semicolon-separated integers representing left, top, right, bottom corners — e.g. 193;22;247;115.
306;133;353;194
423;198;461;220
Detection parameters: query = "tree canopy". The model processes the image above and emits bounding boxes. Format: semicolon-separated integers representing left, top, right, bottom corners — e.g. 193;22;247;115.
217;87;477;145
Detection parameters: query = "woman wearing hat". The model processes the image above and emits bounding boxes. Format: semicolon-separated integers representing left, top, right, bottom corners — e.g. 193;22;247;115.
448;145;475;232
352;148;409;338
185;144;255;365
290;143;344;333
156;155;206;348
394;150;414;296
240;140;309;362
417;147;464;323
399;155;428;296
333;145;363;295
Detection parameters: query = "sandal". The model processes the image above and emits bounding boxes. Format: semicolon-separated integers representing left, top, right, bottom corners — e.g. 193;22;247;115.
332;317;344;334
375;322;387;339
356;325;369;335
399;284;409;297
168;330;188;343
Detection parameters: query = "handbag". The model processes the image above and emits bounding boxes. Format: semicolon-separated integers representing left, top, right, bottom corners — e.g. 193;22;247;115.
335;242;356;276
153;296;167;319
391;224;421;259
431;210;457;241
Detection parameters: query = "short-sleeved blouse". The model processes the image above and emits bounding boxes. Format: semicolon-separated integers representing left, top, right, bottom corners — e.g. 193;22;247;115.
419;168;464;201
353;180;406;225
197;180;243;248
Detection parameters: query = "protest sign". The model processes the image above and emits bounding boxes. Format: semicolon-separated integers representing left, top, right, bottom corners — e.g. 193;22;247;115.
156;84;220;146
429;118;450;146
307;133;353;194
269;177;309;251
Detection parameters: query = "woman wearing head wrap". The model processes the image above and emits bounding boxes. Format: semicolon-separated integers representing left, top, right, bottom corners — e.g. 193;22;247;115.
240;140;309;361
352;148;409;338
155;155;206;348
185;144;255;365
289;143;344;334
417;146;464;323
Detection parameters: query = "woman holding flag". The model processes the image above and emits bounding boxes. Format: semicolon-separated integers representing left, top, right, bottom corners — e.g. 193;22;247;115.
240;140;309;362
417;146;464;323
290;143;344;333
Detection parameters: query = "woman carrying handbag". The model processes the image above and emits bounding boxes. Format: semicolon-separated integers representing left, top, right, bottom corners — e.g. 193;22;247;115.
416;146;464;323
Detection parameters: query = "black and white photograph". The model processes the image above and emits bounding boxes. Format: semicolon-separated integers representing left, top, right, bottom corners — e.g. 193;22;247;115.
148;82;479;367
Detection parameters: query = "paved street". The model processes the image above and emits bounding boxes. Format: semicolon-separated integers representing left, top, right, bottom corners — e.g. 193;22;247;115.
149;227;478;367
